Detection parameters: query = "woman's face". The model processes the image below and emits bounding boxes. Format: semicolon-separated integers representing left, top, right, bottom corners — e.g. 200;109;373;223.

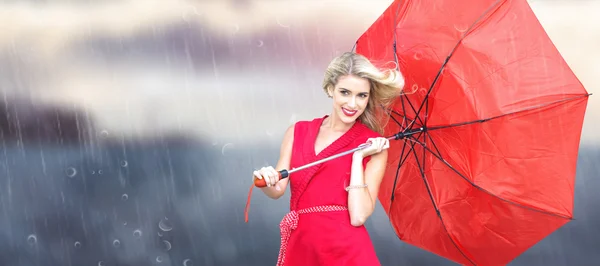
330;74;371;124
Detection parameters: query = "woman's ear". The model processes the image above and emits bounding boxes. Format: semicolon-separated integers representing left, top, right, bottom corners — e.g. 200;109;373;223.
327;86;334;98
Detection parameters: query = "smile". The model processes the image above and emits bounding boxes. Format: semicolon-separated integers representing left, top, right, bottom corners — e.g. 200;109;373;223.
342;107;357;116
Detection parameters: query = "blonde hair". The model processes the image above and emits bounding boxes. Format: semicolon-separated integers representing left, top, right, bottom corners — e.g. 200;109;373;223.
322;52;405;135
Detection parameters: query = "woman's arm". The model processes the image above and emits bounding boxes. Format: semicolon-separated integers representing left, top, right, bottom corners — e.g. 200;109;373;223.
347;139;388;226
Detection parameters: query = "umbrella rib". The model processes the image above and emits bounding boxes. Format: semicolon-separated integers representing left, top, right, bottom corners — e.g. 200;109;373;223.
425;131;443;159
389;135;415;203
408;135;573;220
408;134;476;266
400;94;426;128
426;93;591;132
407;0;504;132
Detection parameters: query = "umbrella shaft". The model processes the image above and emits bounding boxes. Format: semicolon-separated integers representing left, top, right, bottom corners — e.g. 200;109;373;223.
287;127;423;175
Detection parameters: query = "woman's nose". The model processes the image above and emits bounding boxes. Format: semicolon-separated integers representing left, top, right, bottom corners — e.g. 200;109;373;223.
348;97;357;108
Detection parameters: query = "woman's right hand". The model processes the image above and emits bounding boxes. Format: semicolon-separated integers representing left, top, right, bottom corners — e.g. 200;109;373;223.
253;166;281;190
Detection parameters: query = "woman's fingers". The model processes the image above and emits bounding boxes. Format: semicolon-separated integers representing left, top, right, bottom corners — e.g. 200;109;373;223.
253;166;282;188
363;137;390;156
259;167;271;187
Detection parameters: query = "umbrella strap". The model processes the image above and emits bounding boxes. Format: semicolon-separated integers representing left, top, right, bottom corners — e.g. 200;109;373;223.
244;183;254;223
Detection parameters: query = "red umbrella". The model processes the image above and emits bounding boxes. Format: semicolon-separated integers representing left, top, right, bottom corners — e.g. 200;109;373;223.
244;0;591;264
353;0;590;264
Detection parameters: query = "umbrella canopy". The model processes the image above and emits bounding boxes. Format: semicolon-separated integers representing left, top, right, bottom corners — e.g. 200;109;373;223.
354;0;590;265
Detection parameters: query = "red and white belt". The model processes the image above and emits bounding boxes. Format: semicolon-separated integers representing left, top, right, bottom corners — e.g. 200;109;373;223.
276;205;348;266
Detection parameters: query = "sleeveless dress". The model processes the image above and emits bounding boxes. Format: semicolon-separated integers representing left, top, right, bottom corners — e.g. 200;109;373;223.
277;115;382;266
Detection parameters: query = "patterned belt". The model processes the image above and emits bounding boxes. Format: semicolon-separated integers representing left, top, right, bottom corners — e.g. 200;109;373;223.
276;205;348;266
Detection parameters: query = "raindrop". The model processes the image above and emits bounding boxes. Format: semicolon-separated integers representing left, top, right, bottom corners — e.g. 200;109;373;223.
123;221;128;226
112;239;121;247
221;143;234;156
121;194;128;201
133;229;142;238
410;84;419;94
157;232;163;237
98;261;105;266
256;40;264;47
74;241;82;248
91;170;96;175
120;160;128;167
454;23;469;33
158;218;173;232
265;130;273;137
27;234;37;245
413;51;423;60
156;256;163;263
100;130;109;137
65;167;77;178
276;17;290;28
183;259;193;266
98;170;103;175
162;240;172;251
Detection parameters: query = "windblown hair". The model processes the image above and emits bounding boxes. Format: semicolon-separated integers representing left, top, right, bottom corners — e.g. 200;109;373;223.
322;52;405;135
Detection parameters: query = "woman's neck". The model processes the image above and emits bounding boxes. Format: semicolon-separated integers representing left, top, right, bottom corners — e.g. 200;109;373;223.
324;114;355;133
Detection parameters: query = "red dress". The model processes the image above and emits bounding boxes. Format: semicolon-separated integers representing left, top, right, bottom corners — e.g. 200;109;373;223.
278;115;382;266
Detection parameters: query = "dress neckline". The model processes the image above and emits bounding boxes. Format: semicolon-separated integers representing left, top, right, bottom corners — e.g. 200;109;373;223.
310;115;361;158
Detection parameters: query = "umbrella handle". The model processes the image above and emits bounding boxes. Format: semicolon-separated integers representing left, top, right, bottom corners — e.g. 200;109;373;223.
253;169;290;187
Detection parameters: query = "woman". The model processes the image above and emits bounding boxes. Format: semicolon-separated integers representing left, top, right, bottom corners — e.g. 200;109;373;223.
254;52;405;266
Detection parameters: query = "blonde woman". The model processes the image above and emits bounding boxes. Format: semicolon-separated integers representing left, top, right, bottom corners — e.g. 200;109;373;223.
254;52;405;266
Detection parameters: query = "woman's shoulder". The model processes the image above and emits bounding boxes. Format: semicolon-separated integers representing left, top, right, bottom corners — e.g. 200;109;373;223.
292;115;326;129
356;120;383;138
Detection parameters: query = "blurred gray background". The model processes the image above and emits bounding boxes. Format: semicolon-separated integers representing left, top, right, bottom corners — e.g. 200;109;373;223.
0;0;598;265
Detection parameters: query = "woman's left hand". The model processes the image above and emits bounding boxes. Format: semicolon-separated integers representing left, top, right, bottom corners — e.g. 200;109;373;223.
355;137;390;158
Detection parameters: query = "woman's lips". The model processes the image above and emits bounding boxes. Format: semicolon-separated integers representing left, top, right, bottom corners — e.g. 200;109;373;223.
342;107;357;117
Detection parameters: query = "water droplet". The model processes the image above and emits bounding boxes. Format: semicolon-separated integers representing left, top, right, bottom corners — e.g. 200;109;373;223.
65;167;77;178
221;143;234;156
98;170;103;175
410;84;419;94
91;170;96;175
121;194;128;201
454;23;469;33
133;229;142;238
157;231;163;237
276;16;290;28
162;240;172;251
100;130;109;137
112;239;121;247
413;51;423;60
123;221;127;226
183;259;193;266
156;256;163;263
27;234;37;245
158;218;173;232
74;241;82;248
256;40;264;47
98;261;105;266
120;160;128;167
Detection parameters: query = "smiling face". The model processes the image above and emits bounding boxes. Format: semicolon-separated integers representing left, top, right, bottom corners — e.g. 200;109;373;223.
328;74;371;125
